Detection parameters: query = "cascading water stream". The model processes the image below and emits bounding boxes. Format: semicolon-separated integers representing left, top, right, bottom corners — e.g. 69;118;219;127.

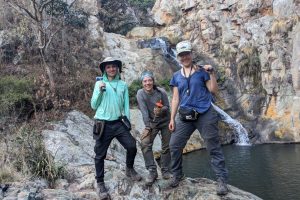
137;37;181;69
212;103;251;146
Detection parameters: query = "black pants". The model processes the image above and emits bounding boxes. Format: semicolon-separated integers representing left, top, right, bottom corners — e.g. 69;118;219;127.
94;120;137;183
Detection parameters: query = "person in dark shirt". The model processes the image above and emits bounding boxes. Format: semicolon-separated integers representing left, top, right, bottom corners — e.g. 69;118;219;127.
136;71;172;186
167;41;229;195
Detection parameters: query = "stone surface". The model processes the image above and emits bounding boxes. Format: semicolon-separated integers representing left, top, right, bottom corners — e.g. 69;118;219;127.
291;23;300;95
127;26;155;39
152;0;181;25
273;0;295;17
1;111;262;200
102;32;175;84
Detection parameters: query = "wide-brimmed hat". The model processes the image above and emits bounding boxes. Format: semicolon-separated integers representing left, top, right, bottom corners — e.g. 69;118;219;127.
99;57;122;73
176;40;192;56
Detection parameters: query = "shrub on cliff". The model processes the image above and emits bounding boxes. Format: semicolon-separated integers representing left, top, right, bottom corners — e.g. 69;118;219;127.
0;76;34;120
128;79;141;107
128;0;155;10
13;126;67;187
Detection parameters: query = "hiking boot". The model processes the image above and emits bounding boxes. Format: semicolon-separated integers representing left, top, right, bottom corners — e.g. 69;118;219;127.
96;182;109;199
145;169;158;186
126;167;142;181
216;178;229;196
162;171;172;180
165;174;184;189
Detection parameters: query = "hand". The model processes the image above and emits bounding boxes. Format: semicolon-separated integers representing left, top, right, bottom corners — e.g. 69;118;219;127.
202;65;214;74
140;128;151;140
99;82;106;91
169;120;175;132
154;107;162;116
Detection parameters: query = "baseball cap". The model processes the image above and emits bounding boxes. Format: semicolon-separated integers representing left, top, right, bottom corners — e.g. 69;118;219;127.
176;41;192;56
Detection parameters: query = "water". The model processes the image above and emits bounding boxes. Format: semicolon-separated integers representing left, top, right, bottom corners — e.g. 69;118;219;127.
183;144;300;200
212;103;251;145
137;37;181;69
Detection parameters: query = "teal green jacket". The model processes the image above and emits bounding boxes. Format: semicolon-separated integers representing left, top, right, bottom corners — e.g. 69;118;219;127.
91;73;130;121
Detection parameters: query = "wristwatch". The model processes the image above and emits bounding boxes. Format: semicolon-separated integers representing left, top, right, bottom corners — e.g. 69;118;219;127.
208;67;215;74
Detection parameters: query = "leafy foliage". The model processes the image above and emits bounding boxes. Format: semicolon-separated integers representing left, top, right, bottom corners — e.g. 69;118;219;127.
66;10;89;28
128;0;155;10
156;78;171;92
45;0;89;28
0;76;33;118
128;79;141;107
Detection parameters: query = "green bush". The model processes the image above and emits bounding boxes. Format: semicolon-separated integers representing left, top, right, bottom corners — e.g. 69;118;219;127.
0;76;33;118
156;78;171;92
128;0;155;10
128;79;141;107
45;0;89;29
13;126;66;187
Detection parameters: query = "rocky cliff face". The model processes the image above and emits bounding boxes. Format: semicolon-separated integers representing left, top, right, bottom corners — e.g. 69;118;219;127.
148;0;300;143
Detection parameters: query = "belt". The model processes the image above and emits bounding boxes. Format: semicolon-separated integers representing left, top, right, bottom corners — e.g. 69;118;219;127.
104;119;121;124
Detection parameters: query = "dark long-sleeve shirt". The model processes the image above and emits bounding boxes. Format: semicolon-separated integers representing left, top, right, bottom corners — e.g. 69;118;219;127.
136;87;170;128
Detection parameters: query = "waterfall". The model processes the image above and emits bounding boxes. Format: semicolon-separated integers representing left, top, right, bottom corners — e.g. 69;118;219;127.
137;37;181;69
212;103;251;146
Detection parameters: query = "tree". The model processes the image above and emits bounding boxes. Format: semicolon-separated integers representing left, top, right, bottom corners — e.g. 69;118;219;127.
5;0;78;92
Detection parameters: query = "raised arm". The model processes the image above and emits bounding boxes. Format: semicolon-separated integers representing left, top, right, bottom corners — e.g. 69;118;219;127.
91;81;103;110
205;71;218;95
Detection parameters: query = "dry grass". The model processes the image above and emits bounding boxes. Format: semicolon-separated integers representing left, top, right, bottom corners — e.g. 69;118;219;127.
220;46;237;62
0;125;66;187
0;164;22;183
237;45;261;85
271;19;288;35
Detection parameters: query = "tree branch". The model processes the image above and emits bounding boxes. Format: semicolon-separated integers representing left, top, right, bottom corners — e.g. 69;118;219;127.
44;26;63;52
30;0;39;21
39;0;55;13
69;0;78;9
7;1;37;21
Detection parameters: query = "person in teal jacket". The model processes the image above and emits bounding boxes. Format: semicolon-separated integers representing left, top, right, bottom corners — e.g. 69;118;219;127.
91;57;141;199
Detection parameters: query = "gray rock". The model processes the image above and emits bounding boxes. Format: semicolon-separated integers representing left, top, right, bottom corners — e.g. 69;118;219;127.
291;23;300;95
42;110;95;167
273;0;295;17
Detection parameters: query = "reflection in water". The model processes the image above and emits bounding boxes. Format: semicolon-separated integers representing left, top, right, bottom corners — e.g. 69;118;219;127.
183;144;300;200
